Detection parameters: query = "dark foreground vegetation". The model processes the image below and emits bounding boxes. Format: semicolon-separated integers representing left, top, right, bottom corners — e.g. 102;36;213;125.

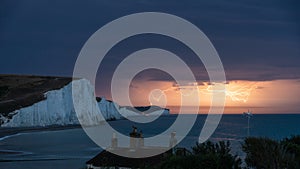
243;136;300;169
150;141;242;169
86;135;300;169
152;135;300;169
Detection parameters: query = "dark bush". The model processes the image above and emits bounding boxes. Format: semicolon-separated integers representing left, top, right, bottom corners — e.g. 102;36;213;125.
242;137;297;169
151;141;241;169
192;141;241;169
281;135;300;168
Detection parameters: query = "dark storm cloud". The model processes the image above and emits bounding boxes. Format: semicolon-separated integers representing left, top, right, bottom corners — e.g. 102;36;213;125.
0;0;299;87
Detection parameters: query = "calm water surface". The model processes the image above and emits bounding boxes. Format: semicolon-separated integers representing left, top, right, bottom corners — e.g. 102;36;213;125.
0;114;299;169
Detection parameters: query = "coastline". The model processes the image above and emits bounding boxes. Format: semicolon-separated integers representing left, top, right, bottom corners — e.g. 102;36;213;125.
0;124;82;138
1;113;299;139
0;114;299;169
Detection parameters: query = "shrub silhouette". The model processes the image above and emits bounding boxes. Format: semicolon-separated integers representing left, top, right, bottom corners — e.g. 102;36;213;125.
242;137;297;169
281;135;300;168
151;141;241;169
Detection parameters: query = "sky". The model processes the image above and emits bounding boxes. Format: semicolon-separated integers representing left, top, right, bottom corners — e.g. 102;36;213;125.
1;0;300;113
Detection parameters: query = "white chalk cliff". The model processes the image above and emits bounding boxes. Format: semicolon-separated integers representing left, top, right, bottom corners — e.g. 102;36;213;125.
1;79;169;127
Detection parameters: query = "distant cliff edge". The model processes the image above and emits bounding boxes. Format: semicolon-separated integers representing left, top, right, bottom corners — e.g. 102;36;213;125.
0;75;169;127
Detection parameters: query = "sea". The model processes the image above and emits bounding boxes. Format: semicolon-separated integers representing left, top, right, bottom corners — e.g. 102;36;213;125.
0;114;299;169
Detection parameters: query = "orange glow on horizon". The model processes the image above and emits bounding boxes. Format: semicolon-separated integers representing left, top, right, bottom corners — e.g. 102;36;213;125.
100;79;300;114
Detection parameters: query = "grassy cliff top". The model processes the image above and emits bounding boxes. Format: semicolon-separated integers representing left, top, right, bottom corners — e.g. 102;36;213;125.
0;74;73;115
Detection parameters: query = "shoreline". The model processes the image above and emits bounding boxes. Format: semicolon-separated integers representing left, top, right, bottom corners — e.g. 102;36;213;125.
1;113;300;139
0;124;82;138
0;117;132;138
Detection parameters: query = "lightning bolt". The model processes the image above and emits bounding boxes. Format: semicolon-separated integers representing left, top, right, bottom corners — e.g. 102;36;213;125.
224;84;257;103
201;82;257;103
149;81;257;104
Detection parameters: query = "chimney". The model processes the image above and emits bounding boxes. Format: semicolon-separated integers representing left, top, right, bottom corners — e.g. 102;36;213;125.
111;132;118;149
138;130;144;148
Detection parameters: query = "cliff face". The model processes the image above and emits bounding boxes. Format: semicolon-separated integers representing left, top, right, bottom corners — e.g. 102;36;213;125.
0;75;73;115
0;77;169;127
